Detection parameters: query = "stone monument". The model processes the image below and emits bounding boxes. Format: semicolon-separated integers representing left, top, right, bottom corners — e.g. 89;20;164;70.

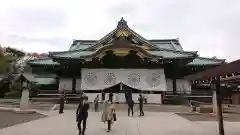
212;90;218;113
20;82;29;110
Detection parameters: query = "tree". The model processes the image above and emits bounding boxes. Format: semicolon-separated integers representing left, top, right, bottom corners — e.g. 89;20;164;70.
0;55;10;73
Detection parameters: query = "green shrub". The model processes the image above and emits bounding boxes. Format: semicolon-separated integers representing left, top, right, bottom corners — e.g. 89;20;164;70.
10;82;22;91
29;83;39;97
4;90;21;98
168;96;188;105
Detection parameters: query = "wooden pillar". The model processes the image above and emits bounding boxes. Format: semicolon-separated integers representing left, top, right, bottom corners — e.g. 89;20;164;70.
72;77;76;94
79;68;82;93
216;76;225;135
172;78;177;94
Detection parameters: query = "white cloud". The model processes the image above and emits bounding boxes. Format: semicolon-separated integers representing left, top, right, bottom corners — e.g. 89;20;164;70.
0;0;239;61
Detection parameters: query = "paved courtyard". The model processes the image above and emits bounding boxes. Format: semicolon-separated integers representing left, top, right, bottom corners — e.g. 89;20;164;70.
0;110;239;135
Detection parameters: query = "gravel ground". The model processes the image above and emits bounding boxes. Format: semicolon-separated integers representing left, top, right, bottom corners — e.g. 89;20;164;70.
0;111;47;129
177;113;240;122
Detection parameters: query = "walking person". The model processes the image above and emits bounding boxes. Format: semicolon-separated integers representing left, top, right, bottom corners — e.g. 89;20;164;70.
101;100;109;123
59;87;65;114
76;96;90;135
101;91;105;102
127;98;134;116
101;100;116;132
138;94;144;116
125;92;128;103
94;95;99;112
109;92;113;103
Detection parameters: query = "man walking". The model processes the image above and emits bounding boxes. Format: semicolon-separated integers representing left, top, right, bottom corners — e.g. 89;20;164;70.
101;91;105;102
76;96;90;135
127;98;134;116
138;94;144;116
59;87;65;114
94;95;99;112
109;92;113;103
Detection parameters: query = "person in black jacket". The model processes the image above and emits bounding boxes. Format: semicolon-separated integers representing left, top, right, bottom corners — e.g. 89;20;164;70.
101;91;105;102
127;98;134;116
76;96;89;135
109;92;113;103
138;94;144;116
59;88;65;114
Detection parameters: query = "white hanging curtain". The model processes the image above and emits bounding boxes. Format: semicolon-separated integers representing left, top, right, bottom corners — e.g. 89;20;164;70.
59;78;72;90
121;69;167;91
81;69;167;91
81;69;122;90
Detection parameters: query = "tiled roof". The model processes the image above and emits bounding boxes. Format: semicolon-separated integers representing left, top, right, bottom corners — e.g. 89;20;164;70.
187;57;224;66
71;18;161;51
148;50;194;59
27;58;59;65
69;39;184;51
69;44;92;51
17;73;37;82
17;73;56;84
149;39;184;51
53;51;94;58
51;49;195;59
26;52;223;66
35;77;56;85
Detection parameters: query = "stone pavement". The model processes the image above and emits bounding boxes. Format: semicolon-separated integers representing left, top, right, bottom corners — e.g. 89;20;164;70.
0;110;239;135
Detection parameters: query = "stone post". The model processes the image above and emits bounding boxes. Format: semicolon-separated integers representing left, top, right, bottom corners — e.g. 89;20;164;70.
20;82;29;110
212;90;218;113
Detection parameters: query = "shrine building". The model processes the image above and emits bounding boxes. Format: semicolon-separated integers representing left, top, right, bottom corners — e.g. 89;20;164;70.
27;18;225;104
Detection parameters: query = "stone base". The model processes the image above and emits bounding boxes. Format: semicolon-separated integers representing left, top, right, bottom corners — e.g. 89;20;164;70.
197;105;213;113
15;109;37;114
0;107;36;114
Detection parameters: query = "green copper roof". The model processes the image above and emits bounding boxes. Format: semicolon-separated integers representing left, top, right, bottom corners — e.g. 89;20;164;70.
17;73;57;84
17;73;37;82
53;51;93;58
69;40;95;51
28;58;60;65
51;49;195;59
187;57;224;66
147;50;194;58
35;77;56;85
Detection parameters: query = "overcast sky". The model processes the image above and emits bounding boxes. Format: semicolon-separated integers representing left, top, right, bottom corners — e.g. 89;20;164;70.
1;0;239;61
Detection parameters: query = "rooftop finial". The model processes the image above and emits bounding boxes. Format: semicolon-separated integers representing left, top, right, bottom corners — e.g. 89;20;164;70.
117;17;128;28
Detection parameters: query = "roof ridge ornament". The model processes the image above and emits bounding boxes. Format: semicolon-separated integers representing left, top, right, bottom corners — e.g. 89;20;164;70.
117;17;128;28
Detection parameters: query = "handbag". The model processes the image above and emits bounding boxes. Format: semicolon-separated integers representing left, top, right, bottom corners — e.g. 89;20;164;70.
113;112;117;121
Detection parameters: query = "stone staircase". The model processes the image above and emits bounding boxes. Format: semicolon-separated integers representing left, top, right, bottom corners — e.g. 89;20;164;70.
31;90;81;103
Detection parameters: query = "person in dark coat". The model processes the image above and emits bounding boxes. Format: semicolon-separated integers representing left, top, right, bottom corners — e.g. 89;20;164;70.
125;92;129;103
59;88;65;114
138;94;144;116
109;92;113;103
127;98;134;116
76;96;90;135
94;95;99;112
101;91;105;102
129;92;132;100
